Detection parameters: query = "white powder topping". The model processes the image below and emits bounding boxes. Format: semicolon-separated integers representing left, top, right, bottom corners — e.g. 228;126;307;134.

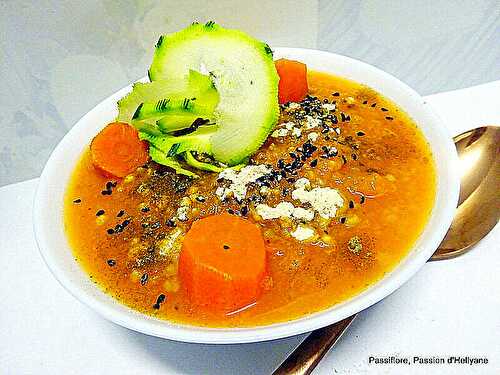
176;206;189;221
292;207;315;221
256;202;294;220
256;202;314;222
284;122;296;130
307;132;319;142
288;102;300;109
292;127;302;137
271;128;289;137
291;225;315;241
304;115;322;129
294;177;311;190
322;103;336;111
217;165;271;202
292;180;344;219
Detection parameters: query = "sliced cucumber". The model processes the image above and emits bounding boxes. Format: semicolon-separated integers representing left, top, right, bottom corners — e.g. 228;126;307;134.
117;69;219;132
149;22;279;165
149;146;198;178
139;125;216;156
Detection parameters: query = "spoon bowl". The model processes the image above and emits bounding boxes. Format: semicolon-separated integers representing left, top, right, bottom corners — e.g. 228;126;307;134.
432;126;500;260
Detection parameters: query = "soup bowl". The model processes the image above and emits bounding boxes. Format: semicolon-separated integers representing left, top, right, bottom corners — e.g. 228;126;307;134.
33;48;460;344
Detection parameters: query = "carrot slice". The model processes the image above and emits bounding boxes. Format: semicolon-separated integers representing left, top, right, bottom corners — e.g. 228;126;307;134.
178;214;267;312
275;58;309;104
90;122;149;178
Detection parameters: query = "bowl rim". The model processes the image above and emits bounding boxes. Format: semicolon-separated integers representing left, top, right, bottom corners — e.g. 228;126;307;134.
33;47;460;344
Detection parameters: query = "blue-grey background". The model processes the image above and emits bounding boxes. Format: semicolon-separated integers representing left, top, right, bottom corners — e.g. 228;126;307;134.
1;0;499;186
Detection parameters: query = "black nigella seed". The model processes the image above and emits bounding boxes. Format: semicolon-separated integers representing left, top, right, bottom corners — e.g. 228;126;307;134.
271;170;281;179
310;159;318;167
289;152;297;159
362;100;368;105
101;190;111;195
96;209;105;217
241;206;249;216
349;200;355;209
151;221;160;229
141;206;150;213
114;224;123;233
331;115;338;124
386;116;394;120
277;159;286;169
223;245;230;250
352;154;358;160
341;113;351;122
340;217;347;224
106;228;114;235
371;103;377;108
332;92;340;96
341;155;348;164
106;181;117;190
140;273;148;285
195;196;206;202
122;219;130;227
356;131;365;136
152;303;160;310
73;198;82;204
323;98;329;103
166;219;176;227
227;208;235;215
381;107;389;112
142;223;149;228
117;210;125;217
321;127;330;134
360;196;366;204
107;259;116;267
157;294;166;304
287;177;296;183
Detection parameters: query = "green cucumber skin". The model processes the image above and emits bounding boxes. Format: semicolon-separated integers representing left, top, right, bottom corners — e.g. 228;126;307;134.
117;70;218;124
149;146;198;178
132;98;213;121
149;22;280;166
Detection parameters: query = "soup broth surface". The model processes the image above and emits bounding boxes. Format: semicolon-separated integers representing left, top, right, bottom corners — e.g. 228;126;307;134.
65;71;436;327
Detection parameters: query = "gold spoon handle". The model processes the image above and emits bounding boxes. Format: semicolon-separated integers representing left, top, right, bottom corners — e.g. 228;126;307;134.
272;315;355;375
272;243;487;375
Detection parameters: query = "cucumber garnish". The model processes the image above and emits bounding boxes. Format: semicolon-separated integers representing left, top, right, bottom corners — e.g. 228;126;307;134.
117;22;279;176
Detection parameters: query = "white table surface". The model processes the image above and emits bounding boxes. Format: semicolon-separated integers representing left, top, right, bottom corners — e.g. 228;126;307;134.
1;82;499;374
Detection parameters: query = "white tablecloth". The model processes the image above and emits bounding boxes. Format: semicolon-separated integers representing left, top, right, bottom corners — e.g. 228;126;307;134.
1;82;499;375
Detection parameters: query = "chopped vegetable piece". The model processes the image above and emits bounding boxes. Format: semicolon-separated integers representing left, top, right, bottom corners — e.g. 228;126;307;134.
117;70;219;129
178;214;267;312
148;22;280;166
275;58;308;104
90;122;149;178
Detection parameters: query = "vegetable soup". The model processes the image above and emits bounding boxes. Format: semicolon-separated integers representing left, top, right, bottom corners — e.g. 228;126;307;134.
65;70;436;327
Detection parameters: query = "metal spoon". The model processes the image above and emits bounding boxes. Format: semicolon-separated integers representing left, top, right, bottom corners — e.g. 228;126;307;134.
273;126;500;375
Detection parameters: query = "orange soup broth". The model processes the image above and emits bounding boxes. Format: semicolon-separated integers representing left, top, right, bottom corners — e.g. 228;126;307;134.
65;71;436;327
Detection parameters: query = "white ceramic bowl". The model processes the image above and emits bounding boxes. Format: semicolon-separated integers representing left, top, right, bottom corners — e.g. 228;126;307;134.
34;48;460;344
